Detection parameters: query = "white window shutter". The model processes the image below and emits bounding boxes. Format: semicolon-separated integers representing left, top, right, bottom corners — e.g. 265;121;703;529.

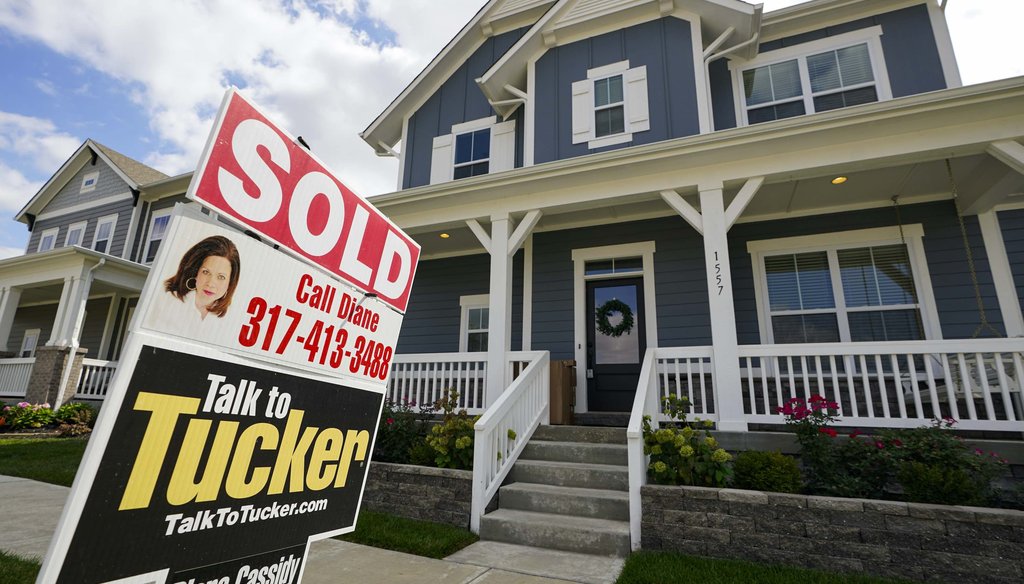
571;79;593;144
624;65;650;133
430;134;453;185
490;120;516;173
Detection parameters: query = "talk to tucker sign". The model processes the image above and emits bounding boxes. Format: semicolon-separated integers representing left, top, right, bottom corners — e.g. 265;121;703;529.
38;88;419;584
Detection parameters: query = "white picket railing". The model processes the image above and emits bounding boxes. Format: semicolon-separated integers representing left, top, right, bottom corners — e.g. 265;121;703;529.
626;349;661;551
739;339;1024;431
387;353;488;412
75;359;118;399
470;350;550;533
0;358;34;398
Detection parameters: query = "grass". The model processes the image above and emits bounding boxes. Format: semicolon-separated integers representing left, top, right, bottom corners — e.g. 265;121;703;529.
616;552;912;584
0;552;40;584
339;509;479;558
0;437;87;486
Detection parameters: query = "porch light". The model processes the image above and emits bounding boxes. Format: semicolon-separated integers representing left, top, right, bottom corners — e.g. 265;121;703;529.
439;233;450;239
831;176;848;185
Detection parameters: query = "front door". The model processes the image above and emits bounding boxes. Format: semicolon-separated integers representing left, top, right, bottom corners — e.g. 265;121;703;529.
586;278;646;411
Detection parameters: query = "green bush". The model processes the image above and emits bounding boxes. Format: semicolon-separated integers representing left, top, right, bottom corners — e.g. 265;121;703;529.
898;462;985;506
424;391;477;470
643;396;732;487
373;398;428;464
2;402;56;430
54;403;96;428
732;451;802;493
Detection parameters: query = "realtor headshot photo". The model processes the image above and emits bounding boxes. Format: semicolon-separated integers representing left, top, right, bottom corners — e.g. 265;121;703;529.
158;235;242;325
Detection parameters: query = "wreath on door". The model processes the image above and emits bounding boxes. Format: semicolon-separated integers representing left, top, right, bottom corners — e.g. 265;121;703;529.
595;299;634;338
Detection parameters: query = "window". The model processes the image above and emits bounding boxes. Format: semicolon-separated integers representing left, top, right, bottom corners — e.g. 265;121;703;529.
37;227;59;252
749;226;939;345
65;222;87;247
143;209;172;264
93;214;117;254
584;256;643;276
430;117;515;185
20;329;40;358
80;171;99;193
734;27;891;126
459;294;489;352
572;61;649;149
453;129;490;179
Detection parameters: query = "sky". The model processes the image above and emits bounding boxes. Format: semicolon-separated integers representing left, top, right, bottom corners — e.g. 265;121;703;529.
0;0;1021;260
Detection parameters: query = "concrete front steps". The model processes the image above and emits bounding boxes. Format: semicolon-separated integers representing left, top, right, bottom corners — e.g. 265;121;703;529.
478;425;632;557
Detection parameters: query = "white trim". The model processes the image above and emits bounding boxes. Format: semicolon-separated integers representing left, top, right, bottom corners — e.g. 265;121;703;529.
92;213;118;254
141;208;173;265
34;193;132;222
687;14;712;134
587;60;630;80
525;57;537;167
571;241;658;413
398;116;410;191
459;293;490;352
747;224;941;345
64;222;87;247
19;328;40;358
926;0;961;89
80;171;100;193
731;26;892;127
123;199;144;262
37;227;60;252
995;201;1024;213
978;210;1023;336
523;235;533;351
452;116;499;134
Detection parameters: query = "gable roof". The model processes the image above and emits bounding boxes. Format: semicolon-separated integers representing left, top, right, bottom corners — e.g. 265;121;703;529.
15;139;168;223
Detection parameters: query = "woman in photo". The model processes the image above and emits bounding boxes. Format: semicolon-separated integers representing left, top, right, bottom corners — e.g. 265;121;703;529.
163;235;241;321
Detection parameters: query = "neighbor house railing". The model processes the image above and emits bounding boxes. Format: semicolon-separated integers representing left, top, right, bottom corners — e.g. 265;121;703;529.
75;359;118;400
0;357;34;398
470;350;549;533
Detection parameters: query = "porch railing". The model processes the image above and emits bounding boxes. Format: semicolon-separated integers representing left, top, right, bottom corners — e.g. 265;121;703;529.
387;352;539;413
471;350;549;533
75;359;118;400
0;358;34;398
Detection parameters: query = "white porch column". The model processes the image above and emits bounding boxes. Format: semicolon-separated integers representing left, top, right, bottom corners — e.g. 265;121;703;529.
487;214;513;406
48;270;93;348
699;184;747;431
47;276;75;346
978;210;1024;337
0;286;23;352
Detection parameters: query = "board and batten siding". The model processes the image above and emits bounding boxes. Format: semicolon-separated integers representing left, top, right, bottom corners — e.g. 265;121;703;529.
533;17;700;165
711;3;946;131
998;208;1024;312
403;28;529;190
28;198;135;259
395;252;524;355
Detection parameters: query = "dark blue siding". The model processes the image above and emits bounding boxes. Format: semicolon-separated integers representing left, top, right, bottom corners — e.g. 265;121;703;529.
757;4;945;98
708;58;736;130
534;17;700;165
396;251;524;354
403;28;529;189
998;209;1024;312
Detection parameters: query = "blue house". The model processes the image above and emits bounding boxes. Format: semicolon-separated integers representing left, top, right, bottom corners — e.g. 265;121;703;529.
358;0;1024;548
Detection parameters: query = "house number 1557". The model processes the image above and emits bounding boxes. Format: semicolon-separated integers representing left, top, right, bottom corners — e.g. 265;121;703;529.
714;251;723;296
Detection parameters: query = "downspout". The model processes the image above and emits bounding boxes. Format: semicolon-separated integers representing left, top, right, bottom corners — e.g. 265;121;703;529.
57;258;105;405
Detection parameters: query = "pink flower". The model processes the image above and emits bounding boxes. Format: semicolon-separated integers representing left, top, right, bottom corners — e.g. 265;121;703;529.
890;439;903;447
386;418;394;425
875;441;885;449
819;427;838;438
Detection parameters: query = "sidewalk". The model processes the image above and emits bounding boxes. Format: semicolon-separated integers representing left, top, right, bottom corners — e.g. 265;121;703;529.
0;475;622;584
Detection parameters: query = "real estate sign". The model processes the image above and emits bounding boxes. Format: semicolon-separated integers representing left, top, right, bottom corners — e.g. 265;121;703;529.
36;88;418;584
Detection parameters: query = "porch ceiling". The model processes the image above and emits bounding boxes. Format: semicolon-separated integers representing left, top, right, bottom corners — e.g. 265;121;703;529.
411;152;1024;259
17;280;134;305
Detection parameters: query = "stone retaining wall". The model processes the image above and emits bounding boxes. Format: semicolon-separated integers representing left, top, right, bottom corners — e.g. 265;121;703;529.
362;462;472;528
642;484;1024;584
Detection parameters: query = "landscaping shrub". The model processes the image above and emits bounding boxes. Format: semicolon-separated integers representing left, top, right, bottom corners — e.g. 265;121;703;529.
424;391;477;470
373;398;428;464
731;450;802;493
1;402;56;430
643;396;732;487
54;403;96;427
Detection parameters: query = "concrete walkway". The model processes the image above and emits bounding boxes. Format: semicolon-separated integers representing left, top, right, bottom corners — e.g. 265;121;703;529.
0;475;622;584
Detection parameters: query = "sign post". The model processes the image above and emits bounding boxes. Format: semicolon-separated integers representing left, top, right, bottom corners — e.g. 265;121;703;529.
37;89;419;584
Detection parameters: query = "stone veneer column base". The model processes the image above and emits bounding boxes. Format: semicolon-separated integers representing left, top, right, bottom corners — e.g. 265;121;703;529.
24;346;87;407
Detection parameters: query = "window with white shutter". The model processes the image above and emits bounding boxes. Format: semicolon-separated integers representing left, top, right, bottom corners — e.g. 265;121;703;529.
572;61;649;149
429;116;516;185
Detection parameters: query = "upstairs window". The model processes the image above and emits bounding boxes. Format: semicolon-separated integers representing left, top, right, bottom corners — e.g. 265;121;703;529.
430;117;515;185
93;214;117;254
734;27;891;126
37;227;59;252
453;128;490;179
65;221;87;247
572;61;649;149
143;209;172;264
80;171;99;193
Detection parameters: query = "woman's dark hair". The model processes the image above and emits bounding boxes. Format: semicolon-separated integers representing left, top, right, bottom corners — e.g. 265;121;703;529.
164;236;241;318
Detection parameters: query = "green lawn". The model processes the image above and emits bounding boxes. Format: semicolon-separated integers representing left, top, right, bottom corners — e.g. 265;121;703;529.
0;437;87;486
617;552;912;584
339;510;479;558
0;552;39;584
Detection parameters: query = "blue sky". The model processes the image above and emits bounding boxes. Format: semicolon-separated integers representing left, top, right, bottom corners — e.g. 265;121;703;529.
0;0;1021;259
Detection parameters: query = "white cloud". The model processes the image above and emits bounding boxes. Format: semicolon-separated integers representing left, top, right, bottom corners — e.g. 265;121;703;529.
0;245;24;260
0;160;43;214
0;111;81;175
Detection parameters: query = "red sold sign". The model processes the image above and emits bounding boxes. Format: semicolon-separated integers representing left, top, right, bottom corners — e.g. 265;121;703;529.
189;89;419;313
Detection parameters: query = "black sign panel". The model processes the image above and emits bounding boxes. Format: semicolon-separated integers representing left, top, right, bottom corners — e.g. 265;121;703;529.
56;345;381;583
